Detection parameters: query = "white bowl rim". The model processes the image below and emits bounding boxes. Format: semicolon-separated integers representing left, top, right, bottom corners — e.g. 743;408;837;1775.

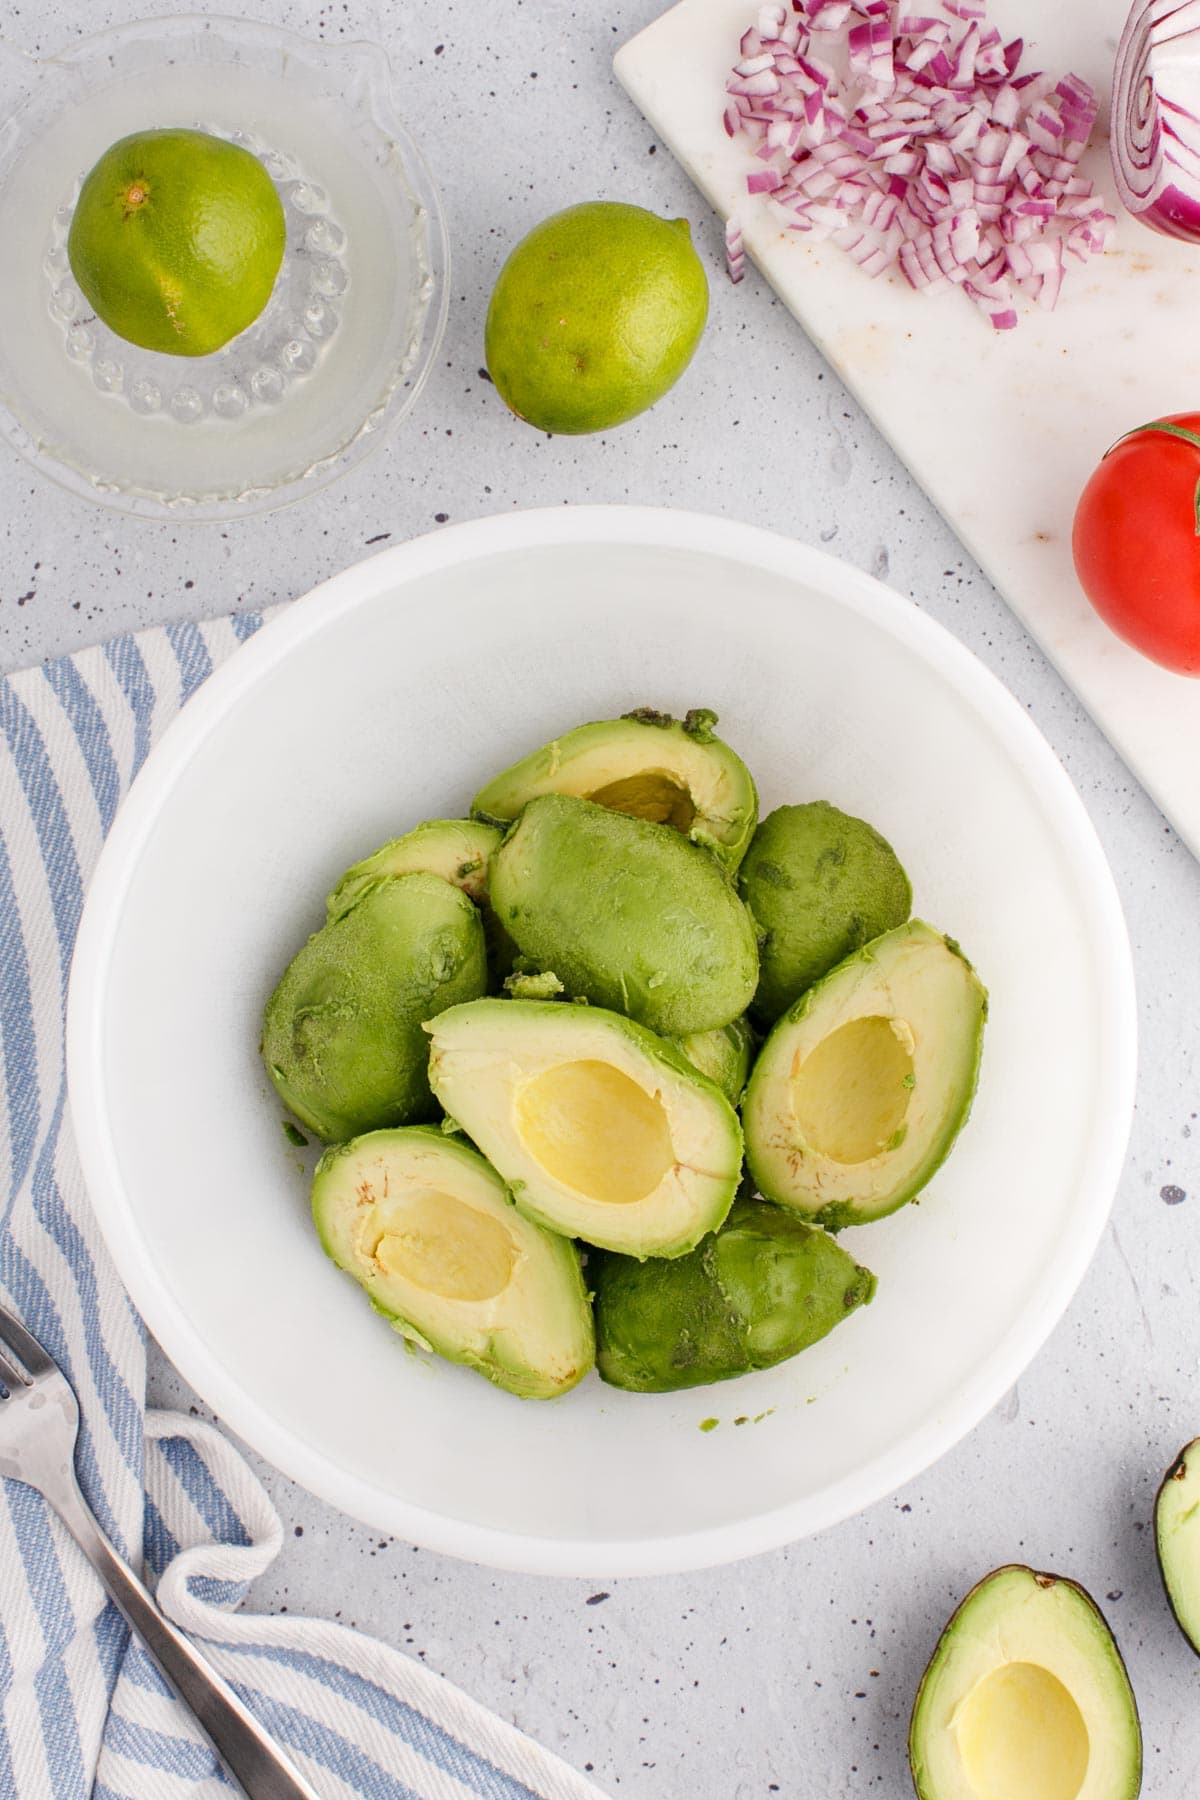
66;504;1137;1577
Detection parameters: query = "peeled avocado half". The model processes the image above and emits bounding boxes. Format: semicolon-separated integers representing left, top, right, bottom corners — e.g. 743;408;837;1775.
592;1195;875;1392
739;800;912;1026
1155;1437;1200;1655
326;818;503;922
488;793;759;1036
472;708;758;870
425;998;743;1258
671;1015;756;1107
909;1565;1142;1800
743;919;985;1229
312;1127;594;1399
261;872;488;1142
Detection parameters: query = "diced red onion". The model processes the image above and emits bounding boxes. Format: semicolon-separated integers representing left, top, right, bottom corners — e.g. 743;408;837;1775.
723;0;1113;326
1112;0;1200;239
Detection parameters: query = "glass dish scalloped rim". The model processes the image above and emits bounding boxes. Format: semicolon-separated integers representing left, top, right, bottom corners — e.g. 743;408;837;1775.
0;15;451;523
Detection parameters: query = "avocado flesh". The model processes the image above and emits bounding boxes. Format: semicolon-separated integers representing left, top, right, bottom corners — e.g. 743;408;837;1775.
909;1565;1141;1800
312;1127;594;1399
739;800;912;1026
262;872;488;1142
488;792;759;1036
471;709;758;870
326;818;503;921
1156;1438;1200;1654
743;919;985;1229
672;1016;755;1107
592;1195;875;1392
425;998;742;1258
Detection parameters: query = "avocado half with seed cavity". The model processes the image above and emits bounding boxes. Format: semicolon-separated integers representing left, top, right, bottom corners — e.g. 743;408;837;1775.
1155;1437;1200;1655
909;1564;1141;1800
425;997;742;1258
312;1127;594;1399
488;792;759;1036
472;708;758;870
743;919;985;1229
592;1195;876;1392
261;872;488;1142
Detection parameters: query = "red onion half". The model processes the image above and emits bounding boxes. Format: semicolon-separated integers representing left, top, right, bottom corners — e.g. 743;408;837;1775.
1113;0;1200;239
723;0;1114;328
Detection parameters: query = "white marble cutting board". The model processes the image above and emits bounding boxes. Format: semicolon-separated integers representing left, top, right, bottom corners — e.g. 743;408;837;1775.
616;0;1200;856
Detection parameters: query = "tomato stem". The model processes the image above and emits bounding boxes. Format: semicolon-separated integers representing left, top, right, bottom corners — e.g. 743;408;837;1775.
1105;419;1200;536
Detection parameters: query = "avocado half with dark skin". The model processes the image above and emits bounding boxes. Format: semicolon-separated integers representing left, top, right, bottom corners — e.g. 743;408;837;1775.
909;1564;1142;1800
425;997;743;1258
743;919;985;1230
739;800;912;1027
312;1127;594;1399
488;792;759;1036
472;708;758;871
1156;1438;1200;1655
261;871;488;1142
592;1195;875;1393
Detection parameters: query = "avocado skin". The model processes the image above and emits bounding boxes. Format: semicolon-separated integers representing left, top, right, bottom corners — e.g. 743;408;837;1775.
739;801;911;1026
592;1196;876;1392
489;793;759;1036
262;872;487;1142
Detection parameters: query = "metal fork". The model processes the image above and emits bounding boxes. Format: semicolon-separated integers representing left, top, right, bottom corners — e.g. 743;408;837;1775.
0;1299;323;1798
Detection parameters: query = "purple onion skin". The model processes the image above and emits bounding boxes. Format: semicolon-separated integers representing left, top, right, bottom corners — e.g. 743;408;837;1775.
1135;181;1200;239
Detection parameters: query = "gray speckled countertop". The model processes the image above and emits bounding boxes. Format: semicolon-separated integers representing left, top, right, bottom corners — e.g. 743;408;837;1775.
4;1;1199;1794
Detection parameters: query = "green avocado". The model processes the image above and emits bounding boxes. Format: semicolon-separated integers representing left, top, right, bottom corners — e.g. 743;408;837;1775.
592;1195;875;1392
488;793;759;1035
738;801;912;1026
909;1565;1142;1800
425;997;742;1258
326;817;516;980
262;872;487;1142
312;1127;594;1399
472;708;758;870
326;818;503;920
671;1015;755;1107
743;920;985;1229
1156;1438;1200;1656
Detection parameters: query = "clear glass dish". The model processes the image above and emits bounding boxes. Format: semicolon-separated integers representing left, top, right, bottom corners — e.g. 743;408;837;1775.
0;17;449;520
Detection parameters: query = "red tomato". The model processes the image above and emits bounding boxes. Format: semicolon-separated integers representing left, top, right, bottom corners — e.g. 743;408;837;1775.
1072;411;1200;676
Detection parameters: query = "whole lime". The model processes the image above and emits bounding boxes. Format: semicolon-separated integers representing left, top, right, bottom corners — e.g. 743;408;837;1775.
67;128;286;358
484;201;709;434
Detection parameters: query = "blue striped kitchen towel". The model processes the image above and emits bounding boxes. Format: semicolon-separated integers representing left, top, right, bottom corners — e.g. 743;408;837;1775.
0;610;609;1800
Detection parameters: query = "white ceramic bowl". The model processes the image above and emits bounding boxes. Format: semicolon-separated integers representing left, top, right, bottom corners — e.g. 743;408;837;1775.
67;507;1136;1577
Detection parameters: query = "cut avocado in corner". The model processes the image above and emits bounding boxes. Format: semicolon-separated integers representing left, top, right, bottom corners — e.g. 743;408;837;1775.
261;872;487;1142
592;1195;875;1392
1156;1438;1200;1654
488;793;759;1035
425;998;742;1258
743;919;985;1230
738;801;912;1027
672;1015;755;1107
472;708;758;870
326;818;503;921
909;1564;1142;1800
312;1127;594;1399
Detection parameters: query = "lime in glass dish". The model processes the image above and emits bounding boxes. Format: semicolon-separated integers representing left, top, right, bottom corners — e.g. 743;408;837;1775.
0;17;448;520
